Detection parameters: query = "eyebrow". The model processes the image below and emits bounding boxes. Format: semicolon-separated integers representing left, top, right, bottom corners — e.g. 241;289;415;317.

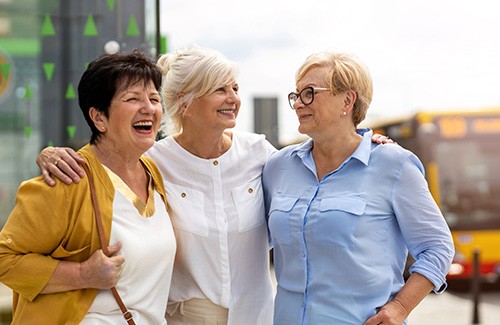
122;90;159;96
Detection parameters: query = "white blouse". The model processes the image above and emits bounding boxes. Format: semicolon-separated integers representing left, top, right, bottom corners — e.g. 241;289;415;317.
82;169;176;325
147;131;276;325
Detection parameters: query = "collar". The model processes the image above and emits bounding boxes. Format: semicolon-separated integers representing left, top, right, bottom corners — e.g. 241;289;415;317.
290;128;373;166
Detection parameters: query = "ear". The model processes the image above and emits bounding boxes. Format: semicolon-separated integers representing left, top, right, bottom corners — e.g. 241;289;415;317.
89;107;108;132
177;93;190;117
343;90;357;112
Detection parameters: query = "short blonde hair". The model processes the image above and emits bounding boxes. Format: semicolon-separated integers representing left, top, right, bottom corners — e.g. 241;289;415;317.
295;51;373;126
157;45;238;135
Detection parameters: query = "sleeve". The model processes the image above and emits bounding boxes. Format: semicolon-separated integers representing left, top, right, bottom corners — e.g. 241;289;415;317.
0;178;68;301
392;152;455;293
263;138;278;159
262;154;277;248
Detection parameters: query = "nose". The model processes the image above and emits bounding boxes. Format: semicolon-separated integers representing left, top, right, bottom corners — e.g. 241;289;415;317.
141;99;157;114
293;97;305;110
226;88;239;103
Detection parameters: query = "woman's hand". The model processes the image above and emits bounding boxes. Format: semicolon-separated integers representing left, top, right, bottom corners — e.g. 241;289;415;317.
372;133;395;144
36;147;86;186
80;242;125;289
363;300;408;325
41;242;125;293
363;273;433;325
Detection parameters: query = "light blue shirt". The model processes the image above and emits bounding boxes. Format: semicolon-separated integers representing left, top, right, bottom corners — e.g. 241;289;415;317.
263;129;454;325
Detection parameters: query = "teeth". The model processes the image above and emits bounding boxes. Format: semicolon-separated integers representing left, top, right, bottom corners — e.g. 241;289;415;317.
218;110;234;113
133;121;153;126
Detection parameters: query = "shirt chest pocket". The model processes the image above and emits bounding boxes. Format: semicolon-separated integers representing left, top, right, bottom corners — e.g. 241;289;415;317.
268;195;299;245
165;183;208;237
231;177;265;232
312;196;366;248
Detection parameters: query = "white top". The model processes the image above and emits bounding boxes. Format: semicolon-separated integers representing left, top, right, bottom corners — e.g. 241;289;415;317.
82;172;176;325
147;131;276;325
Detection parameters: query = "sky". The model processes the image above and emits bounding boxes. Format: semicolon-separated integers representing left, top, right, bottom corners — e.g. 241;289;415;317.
161;0;500;144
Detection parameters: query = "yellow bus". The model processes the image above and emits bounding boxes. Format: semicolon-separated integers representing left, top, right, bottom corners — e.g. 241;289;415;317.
366;108;500;282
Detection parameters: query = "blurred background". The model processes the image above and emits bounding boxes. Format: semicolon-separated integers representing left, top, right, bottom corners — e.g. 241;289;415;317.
0;0;499;323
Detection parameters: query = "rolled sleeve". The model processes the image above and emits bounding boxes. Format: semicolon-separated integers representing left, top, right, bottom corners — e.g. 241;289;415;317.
393;152;455;293
0;178;68;300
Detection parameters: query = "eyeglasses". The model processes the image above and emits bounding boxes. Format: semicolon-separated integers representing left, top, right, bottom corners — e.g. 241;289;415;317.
287;87;330;109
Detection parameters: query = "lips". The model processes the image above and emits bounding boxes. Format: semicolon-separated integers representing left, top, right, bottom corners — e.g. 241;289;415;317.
297;113;312;122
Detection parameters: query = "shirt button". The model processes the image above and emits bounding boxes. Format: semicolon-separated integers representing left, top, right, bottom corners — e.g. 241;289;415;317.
6;238;12;244
213;160;218;166
248;188;253;194
181;193;186;198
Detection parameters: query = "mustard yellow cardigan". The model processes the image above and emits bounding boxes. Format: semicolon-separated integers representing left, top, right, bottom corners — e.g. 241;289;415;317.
0;144;167;324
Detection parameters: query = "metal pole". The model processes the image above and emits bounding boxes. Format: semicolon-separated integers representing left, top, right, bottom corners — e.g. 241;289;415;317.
155;0;161;57
472;248;481;324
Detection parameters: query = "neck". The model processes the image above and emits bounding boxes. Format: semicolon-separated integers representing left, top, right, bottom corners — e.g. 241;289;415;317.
313;129;361;158
174;128;233;159
311;129;362;181
91;142;143;178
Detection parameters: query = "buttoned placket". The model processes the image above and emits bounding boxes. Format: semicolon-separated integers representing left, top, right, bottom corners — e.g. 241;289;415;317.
209;158;231;307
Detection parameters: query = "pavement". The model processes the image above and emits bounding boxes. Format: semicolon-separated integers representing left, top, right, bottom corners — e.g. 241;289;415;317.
408;289;500;325
0;284;11;324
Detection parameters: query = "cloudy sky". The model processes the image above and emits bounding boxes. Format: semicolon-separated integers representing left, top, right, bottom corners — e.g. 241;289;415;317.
161;0;500;144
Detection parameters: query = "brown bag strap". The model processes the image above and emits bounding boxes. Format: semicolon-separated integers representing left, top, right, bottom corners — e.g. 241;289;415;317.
81;162;136;325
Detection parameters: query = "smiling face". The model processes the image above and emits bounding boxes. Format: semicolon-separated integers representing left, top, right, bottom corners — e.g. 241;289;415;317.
92;80;162;157
184;80;240;132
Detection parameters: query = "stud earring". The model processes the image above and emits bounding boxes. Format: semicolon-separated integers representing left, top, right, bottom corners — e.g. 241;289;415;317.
342;111;347;116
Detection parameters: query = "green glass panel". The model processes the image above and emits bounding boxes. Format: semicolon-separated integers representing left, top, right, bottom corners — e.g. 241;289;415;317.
65;83;76;99
0;63;11;79
161;35;168;54
0;39;40;56
84;15;98;36
106;0;116;11
24;126;32;139
43;63;55;81
126;15;140;37
41;15;56;36
67;125;76;140
24;84;32;100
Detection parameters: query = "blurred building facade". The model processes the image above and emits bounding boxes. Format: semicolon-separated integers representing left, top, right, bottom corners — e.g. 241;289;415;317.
0;0;162;228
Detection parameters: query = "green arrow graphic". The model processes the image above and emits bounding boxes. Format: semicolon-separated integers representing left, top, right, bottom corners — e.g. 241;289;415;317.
84;15;98;36
43;63;55;81
41;15;55;36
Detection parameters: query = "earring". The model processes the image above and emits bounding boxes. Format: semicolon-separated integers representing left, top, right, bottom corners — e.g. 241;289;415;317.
342;111;347;116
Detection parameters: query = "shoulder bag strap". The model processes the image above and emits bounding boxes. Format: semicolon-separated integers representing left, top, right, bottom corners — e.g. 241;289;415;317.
81;162;136;325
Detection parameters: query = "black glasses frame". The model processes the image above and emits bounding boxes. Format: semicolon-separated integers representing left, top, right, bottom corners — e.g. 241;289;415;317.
287;87;329;109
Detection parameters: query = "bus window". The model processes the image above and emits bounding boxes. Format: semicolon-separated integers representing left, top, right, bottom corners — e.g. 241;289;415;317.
435;139;500;230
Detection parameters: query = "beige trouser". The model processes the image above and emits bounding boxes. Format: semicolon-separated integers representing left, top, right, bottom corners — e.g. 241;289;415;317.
166;298;229;325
